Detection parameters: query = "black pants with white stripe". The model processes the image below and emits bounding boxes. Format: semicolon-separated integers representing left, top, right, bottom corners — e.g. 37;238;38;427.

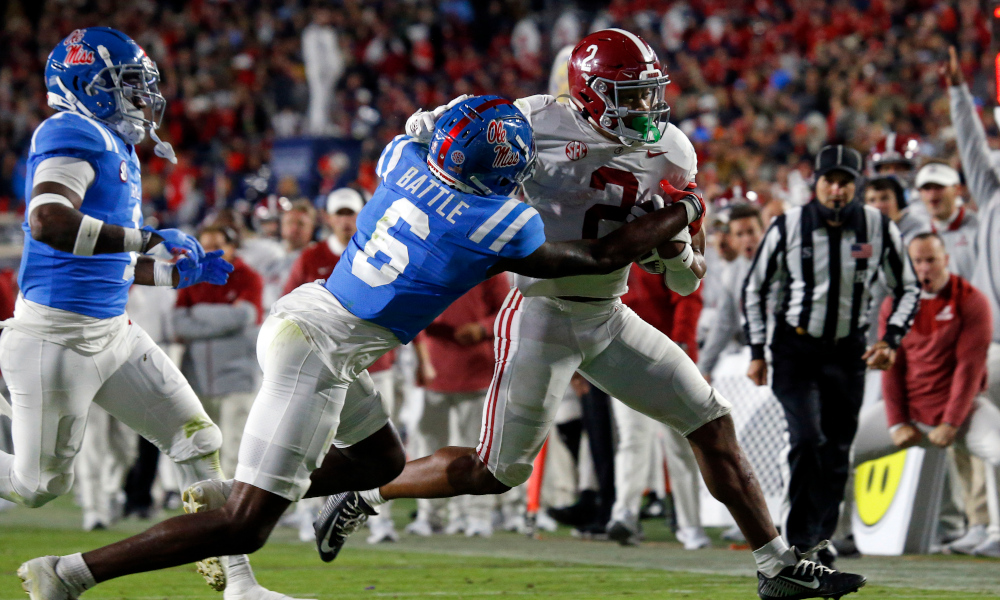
770;324;866;550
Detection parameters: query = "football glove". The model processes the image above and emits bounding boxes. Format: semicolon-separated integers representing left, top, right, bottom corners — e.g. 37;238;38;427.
658;180;706;235
144;226;205;259
405;94;471;143
176;250;234;289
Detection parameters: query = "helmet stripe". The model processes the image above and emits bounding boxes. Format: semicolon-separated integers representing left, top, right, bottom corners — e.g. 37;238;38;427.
608;28;654;63
436;97;515;168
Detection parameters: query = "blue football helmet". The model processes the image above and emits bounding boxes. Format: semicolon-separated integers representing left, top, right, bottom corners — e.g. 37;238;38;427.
45;27;166;148
427;96;535;197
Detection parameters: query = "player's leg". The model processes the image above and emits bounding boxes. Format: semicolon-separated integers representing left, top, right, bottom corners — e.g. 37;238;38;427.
75;406;113;530
49;317;360;591
662;423;710;549
607;400;654;544
0;330;106;507
381;292;582;499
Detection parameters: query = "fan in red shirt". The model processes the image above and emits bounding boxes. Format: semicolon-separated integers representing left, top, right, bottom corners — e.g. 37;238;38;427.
606;265;711;549
853;233;1000;557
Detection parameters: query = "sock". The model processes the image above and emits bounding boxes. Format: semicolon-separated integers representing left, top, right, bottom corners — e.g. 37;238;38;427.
55;553;96;597
360;488;386;507
753;536;798;578
223;555;257;594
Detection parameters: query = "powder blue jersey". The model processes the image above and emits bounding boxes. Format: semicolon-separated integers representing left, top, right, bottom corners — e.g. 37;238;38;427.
20;111;143;319
326;135;545;343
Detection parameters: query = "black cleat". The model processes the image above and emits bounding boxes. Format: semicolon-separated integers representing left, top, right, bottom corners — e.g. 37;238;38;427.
314;491;377;563
757;541;866;600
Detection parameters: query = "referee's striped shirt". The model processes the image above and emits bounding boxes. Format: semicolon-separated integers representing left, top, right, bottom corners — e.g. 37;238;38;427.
742;201;920;360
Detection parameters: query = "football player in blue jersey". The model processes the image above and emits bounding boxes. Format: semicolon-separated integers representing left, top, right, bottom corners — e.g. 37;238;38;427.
18;95;703;598
8;28;305;600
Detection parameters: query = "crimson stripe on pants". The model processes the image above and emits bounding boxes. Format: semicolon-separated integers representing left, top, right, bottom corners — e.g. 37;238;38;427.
477;290;523;464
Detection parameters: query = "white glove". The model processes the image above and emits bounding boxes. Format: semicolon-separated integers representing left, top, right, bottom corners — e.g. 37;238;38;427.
405;94;471;143
626;194;665;223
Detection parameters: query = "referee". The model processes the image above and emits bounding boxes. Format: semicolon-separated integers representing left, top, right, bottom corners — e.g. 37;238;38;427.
742;145;920;565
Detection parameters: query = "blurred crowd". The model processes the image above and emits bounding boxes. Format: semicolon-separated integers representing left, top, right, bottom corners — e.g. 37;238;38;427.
2;0;1000;226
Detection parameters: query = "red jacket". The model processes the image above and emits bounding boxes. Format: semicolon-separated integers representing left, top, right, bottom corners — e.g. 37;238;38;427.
419;273;510;393
881;274;991;428
177;257;263;323
283;239;343;295
621;265;702;362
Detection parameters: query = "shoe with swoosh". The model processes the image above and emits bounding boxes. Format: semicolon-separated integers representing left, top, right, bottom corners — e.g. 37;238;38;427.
314;491;377;563
757;541;866;600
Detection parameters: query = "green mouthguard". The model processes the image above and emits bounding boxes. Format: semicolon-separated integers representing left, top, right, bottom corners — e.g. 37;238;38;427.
631;116;661;143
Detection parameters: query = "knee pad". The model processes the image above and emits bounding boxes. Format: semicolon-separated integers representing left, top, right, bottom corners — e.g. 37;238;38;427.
168;417;223;463
11;471;73;508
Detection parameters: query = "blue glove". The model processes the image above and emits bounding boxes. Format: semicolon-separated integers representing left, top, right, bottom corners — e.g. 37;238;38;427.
176;250;235;289
144;226;204;259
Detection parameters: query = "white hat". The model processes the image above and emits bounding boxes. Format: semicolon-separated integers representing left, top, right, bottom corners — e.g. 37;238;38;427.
326;188;365;215
915;163;960;188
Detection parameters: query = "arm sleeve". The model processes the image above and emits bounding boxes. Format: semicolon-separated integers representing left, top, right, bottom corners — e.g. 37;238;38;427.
172;303;257;340
949;84;1000;208
669;287;702;362
742;216;785;360
31;157;95;198
663;266;702;296
879;297;910;427
513;95;556;127
945;288;993;426
880;218;920;348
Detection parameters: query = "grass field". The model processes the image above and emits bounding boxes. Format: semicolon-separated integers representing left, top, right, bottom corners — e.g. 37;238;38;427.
1;497;998;600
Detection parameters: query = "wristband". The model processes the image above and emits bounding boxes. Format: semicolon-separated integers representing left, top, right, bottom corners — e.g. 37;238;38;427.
663;244;694;271
123;227;146;253
153;261;175;287
72;215;104;256
678;195;702;224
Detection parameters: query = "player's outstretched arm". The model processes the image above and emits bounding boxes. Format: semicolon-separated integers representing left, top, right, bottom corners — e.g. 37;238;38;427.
133;251;234;289
29;181;202;257
494;197;702;279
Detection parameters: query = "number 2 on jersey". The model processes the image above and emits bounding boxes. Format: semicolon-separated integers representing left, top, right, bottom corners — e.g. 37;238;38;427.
352;198;430;287
582;166;639;239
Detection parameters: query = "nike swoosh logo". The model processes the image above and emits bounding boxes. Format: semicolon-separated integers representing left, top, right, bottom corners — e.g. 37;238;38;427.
647;150;668;158
319;532;336;554
779;575;820;590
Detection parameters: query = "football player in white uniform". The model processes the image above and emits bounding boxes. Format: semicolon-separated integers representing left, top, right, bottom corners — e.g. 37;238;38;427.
317;29;865;600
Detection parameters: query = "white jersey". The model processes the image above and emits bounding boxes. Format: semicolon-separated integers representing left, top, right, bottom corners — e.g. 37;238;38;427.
512;95;698;298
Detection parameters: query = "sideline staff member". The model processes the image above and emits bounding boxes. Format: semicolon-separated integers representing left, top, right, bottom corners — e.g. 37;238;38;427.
742;145;920;564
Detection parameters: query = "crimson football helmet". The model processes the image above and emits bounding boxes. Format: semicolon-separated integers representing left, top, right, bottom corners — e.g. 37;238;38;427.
868;132;921;176
567;29;671;144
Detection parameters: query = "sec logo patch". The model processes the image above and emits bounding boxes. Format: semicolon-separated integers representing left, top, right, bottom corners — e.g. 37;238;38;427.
451;150;465;165
565;141;587;161
119;161;128;182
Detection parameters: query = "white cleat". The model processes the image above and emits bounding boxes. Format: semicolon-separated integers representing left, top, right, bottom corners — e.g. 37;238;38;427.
182;479;234;592
366;519;400;544
946;524;987;555
404;518;440;537
971;535;1000;558
444;519;466;536
464;518;493;538
676;526;711;550
533;511;559;533
18;557;74;600
224;583;315;600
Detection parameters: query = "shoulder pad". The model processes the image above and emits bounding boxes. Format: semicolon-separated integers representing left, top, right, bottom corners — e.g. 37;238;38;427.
514;95;556;126
654;124;699;188
31;112;121;156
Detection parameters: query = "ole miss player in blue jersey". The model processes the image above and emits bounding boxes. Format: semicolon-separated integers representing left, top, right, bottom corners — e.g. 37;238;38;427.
9;28;305;600
18;95;703;597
